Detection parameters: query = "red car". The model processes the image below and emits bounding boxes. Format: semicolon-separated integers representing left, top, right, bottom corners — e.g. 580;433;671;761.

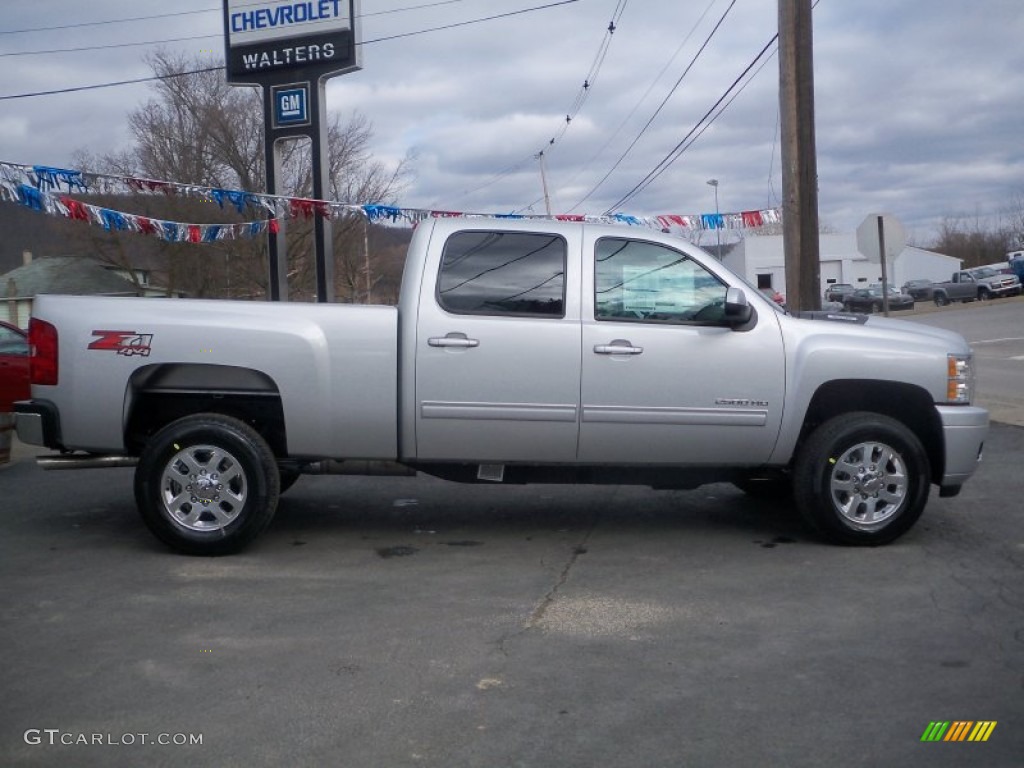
0;320;30;412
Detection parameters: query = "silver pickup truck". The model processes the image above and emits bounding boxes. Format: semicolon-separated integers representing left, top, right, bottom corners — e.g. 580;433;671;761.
933;267;1022;305
15;218;989;554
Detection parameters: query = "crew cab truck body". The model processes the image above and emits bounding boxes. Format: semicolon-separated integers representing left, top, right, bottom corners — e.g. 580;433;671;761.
933;268;1021;305
15;218;989;554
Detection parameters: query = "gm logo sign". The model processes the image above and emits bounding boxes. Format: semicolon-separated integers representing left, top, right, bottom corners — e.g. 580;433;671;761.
272;84;310;128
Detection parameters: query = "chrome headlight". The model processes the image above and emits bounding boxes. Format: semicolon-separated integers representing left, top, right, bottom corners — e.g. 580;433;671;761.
946;353;975;404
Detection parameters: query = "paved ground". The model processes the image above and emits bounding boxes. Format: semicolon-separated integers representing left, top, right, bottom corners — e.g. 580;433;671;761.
1;422;1022;767
2;298;1022;766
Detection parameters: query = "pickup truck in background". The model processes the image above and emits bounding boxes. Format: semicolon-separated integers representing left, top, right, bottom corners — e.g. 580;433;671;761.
15;218;989;555
1008;252;1024;281
932;267;1021;305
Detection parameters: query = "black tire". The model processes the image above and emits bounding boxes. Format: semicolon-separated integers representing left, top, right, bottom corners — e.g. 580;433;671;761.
979;289;991;301
793;412;930;546
134;413;280;555
933;293;949;307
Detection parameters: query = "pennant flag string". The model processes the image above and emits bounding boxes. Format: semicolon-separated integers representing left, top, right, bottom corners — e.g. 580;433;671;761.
1;160;781;245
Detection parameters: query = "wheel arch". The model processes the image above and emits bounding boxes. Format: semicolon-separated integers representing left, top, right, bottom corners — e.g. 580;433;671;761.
124;363;288;457
797;379;944;480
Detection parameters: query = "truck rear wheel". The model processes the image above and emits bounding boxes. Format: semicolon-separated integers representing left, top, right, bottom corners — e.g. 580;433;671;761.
793;412;930;545
933;293;949;306
134;414;280;555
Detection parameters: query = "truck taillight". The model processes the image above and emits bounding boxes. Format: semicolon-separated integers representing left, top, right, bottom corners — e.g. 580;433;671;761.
29;318;59;386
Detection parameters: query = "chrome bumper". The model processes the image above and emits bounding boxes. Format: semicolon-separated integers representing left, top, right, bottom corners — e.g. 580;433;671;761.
14;400;62;449
936;405;989;487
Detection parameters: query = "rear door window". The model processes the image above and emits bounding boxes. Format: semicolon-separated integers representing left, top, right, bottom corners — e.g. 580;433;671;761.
436;231;566;318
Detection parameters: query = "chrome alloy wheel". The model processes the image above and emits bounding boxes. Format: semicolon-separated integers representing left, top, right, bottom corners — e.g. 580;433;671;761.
159;443;247;532
828;441;907;531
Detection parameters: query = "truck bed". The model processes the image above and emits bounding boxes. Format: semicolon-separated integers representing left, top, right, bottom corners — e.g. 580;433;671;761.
29;295;400;459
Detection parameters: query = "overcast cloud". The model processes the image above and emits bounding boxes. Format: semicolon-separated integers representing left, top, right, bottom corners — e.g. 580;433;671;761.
2;0;1022;243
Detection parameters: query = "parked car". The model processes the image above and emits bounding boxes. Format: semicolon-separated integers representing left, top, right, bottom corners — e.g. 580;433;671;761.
759;288;786;306
901;279;936;301
956;267;1022;299
844;285;915;313
824;283;855;303
0;321;30;412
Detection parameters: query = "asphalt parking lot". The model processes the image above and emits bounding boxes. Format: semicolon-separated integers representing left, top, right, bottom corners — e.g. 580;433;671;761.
2;298;1023;767
1;421;1022;767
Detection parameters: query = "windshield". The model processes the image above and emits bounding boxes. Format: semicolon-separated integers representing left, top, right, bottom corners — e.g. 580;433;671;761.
971;267;996;278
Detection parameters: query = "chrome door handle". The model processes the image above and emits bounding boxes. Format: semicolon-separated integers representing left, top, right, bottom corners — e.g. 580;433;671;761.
428;333;480;348
594;340;643;355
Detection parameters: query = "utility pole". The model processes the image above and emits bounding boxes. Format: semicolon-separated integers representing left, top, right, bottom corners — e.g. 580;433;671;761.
538;152;553;216
778;0;820;312
706;179;721;258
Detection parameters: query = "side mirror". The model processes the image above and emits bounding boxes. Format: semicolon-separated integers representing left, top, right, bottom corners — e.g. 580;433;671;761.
723;287;753;326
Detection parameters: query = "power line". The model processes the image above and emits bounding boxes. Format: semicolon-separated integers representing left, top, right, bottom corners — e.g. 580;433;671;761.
0;0;557;57
0;8;219;35
0;0;478;36
363;0;578;45
605;0;824;213
540;0;629;150
429;155;536;210
0;34;219;58
0;0;579;100
604;35;777;213
571;0;737;211
558;0;720;212
0;67;222;102
453;0;630;211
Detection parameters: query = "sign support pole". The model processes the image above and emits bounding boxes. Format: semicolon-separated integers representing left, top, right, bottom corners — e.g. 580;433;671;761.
222;0;360;302
309;81;334;303
262;89;288;302
877;215;890;316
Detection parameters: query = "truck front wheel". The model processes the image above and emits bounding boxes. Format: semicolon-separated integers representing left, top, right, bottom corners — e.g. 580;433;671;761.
134;414;280;555
793;412;930;545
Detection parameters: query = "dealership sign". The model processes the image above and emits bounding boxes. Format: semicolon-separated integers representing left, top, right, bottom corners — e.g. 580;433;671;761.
222;0;361;303
223;0;360;84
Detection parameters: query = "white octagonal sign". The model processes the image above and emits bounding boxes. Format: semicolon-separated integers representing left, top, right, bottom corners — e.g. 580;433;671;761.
857;213;906;264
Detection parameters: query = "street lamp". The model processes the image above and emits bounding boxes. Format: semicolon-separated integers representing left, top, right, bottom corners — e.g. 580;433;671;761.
706;179;720;257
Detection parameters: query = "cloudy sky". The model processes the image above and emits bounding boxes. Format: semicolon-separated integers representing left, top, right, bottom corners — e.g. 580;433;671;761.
2;0;1022;243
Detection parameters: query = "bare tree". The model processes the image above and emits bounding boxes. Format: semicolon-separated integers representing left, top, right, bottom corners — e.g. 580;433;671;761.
84;50;411;301
929;214;1014;267
1005;192;1024;250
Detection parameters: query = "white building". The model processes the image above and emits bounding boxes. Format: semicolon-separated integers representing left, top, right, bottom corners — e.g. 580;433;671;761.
717;234;961;297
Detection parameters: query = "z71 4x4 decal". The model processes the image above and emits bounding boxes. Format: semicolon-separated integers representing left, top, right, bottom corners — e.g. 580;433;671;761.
88;330;154;357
